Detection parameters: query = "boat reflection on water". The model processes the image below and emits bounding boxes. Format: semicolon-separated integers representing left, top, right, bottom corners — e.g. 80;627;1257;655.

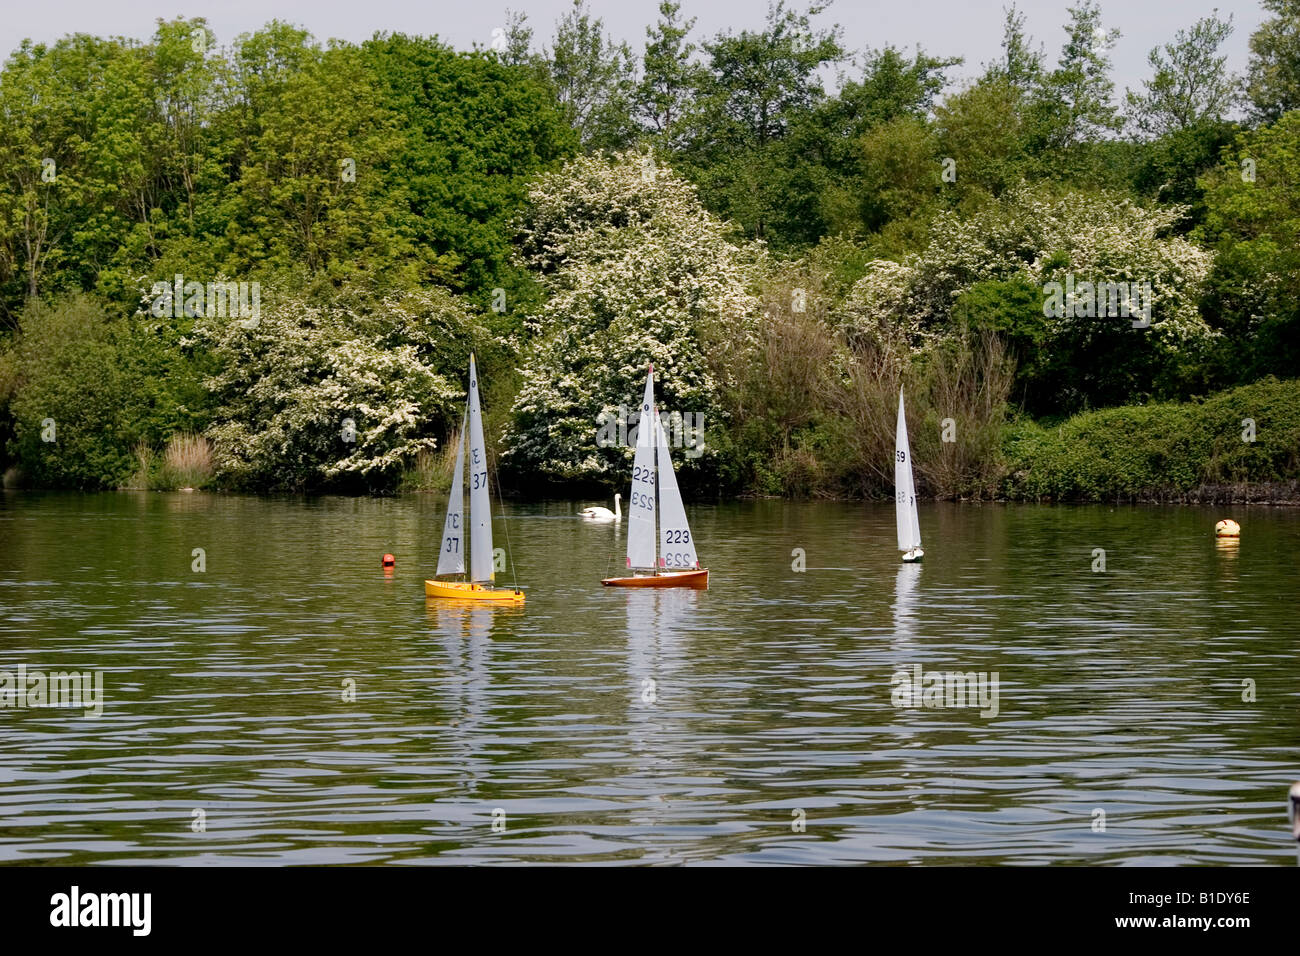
624;588;695;714
424;597;526;624
892;561;922;649
622;587;697;846
424;599;522;801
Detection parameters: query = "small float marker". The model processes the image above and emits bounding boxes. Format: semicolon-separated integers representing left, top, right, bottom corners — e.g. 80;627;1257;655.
382;553;396;568
1214;519;1240;538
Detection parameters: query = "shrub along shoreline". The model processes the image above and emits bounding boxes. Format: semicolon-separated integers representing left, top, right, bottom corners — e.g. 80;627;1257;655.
6;377;1296;505
1000;378;1300;503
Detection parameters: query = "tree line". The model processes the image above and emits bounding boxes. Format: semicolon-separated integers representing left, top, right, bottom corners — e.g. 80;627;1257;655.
1;1;1298;498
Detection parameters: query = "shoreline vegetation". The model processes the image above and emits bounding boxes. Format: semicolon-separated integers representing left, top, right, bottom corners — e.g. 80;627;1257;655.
2;4;1300;504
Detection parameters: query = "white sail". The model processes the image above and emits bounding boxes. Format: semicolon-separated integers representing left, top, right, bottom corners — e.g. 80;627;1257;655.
895;388;921;552
654;409;698;570
436;409;468;576
467;354;494;583
625;367;658;570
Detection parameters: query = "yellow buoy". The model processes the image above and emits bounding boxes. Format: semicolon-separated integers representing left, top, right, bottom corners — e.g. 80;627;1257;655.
1214;519;1241;538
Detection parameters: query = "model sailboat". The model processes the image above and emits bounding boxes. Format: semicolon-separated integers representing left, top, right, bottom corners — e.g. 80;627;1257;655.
896;387;924;563
425;355;525;603
602;365;709;589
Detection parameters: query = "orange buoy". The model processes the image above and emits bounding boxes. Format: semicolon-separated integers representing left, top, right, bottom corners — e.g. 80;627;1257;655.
382;553;396;568
1214;519;1240;538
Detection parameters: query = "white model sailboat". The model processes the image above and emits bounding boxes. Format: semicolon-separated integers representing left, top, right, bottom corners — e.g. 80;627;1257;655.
601;365;709;589
425;354;524;602
895;387;924;563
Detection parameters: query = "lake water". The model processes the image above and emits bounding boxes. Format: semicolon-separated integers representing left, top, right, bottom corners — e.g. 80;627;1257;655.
1;491;1298;865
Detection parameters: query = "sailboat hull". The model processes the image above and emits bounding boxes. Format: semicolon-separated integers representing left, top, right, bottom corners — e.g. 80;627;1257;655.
601;569;709;589
425;579;525;603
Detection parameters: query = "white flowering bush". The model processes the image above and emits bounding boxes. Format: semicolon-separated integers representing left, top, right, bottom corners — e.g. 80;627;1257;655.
192;286;485;490
844;184;1213;341
838;183;1216;408
505;150;762;485
836;258;931;358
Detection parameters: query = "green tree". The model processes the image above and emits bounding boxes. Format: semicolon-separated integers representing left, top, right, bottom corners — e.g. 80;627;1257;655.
1126;13;1239;136
808;44;957;241
149;19;225;228
835;45;959;133
934;76;1026;202
1131;120;1237;228
496;10;538;67
636;1;706;146
681;1;844;245
0;295;204;487
985;4;1044;93
1197;112;1300;382
697;0;843;149
231;43;410;281
854;116;939;235
0;38;109;311
1247;0;1300;123
547;0;637;150
1031;1;1122;148
359;33;577;306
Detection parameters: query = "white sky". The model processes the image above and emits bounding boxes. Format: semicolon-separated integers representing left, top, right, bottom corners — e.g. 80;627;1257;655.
0;0;1269;103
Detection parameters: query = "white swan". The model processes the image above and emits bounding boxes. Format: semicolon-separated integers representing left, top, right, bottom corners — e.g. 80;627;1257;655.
580;493;621;521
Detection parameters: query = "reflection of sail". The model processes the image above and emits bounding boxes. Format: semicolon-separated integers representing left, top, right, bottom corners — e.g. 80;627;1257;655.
892;562;921;648
889;562;925;752
426;602;518;798
625;590;692;714
623;590;694;842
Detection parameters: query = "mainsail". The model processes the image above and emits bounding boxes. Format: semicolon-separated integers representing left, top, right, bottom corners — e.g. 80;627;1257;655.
625;367;658;569
654;408;697;570
436;409;468;576
895;388;921;552
467;354;494;583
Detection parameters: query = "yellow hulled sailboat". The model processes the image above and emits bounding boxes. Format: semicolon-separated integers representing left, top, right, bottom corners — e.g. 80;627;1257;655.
425;355;525;603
